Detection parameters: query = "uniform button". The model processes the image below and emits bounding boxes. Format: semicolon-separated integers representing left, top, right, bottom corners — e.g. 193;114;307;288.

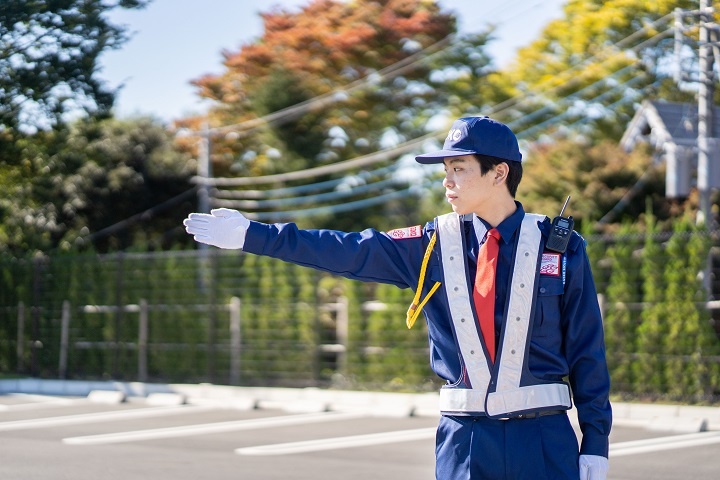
540;287;546;293
511;349;516;354
461;318;465;323
454;286;459;292
449;256;454;261
516;317;521;321
525;252;530;257
520;283;525;288
470;350;475;355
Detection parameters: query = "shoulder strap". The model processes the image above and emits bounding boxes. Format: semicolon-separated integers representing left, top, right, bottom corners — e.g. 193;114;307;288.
406;214;456;328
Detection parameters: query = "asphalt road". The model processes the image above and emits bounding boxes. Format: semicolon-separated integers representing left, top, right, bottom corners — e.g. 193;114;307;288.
0;393;718;480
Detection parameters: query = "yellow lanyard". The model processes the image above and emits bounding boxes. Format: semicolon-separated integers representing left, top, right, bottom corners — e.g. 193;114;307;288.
406;232;442;329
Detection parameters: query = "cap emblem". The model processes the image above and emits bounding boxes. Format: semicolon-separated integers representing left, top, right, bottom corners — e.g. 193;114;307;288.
448;128;463;142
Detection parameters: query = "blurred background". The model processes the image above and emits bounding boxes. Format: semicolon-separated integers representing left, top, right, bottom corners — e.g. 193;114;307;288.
1;0;720;404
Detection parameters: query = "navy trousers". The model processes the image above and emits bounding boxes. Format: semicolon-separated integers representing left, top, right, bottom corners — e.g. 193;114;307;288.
435;413;579;479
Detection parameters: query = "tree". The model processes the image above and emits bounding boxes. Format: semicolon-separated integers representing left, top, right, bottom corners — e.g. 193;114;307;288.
0;1;173;256
635;204;668;395
602;223;642;395
176;0;499;232
487;0;699;141
662;217;717;400
0;0;150;135
519;139;664;233
0;116;195;255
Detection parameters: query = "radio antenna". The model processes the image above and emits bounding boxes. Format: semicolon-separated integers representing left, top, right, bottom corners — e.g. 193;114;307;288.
559;196;571;217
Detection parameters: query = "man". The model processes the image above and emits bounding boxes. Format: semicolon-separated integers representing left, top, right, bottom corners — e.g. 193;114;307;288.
183;116;612;480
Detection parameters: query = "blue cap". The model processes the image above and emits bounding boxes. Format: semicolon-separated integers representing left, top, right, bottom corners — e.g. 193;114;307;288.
415;116;522;164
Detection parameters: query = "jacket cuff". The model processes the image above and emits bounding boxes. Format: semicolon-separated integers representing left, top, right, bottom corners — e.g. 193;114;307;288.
580;431;609;458
242;221;271;255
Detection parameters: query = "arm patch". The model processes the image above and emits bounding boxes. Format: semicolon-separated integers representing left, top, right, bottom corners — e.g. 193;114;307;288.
387;225;422;240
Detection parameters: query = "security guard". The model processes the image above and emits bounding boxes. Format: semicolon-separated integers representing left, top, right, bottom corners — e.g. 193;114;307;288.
183;116;612;480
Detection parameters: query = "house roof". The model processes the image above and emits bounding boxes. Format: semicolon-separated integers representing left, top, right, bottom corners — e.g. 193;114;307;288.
620;99;720;151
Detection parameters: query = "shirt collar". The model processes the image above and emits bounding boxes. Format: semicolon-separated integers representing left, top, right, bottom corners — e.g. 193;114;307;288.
474;201;525;245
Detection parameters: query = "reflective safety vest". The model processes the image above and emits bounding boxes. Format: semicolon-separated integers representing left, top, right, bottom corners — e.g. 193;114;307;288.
436;212;572;417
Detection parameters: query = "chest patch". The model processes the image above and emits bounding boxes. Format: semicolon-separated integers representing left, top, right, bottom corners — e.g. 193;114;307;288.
387;225;422;240
540;252;561;276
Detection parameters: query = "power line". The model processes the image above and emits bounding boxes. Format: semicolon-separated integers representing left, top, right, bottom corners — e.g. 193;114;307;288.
185;10;676;223
514;75;651;139
195;28;670;220
192;130;441;186
200;0;558;138
81;186;199;243
211;176;408;210
197;19;674;188
90;9;678;237
212;163;400;199
243;72;657;218
198;25;669;192
487;17;674;117
67;6;683;252
213;70;657;218
206;34;455;137
245;181;436;222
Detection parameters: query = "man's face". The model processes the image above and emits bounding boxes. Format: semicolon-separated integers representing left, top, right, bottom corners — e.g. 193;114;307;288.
442;155;497;216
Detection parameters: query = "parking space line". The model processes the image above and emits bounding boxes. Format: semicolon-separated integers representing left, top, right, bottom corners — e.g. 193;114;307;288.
234;427;720;458
235;427;437;456
62;411;364;445
610;431;720;457
0;404;215;431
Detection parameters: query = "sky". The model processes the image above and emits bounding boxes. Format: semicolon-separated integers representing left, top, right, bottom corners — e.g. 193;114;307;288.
100;0;567;122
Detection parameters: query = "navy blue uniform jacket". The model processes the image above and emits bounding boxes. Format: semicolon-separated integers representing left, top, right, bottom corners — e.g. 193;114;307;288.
242;202;612;457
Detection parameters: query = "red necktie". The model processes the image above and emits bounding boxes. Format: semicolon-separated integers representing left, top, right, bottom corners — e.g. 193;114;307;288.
473;228;501;363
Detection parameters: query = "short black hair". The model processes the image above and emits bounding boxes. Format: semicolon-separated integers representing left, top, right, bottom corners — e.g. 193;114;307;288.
474;154;523;197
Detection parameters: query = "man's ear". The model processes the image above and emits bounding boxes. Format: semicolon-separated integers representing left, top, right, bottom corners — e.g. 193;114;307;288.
494;163;509;185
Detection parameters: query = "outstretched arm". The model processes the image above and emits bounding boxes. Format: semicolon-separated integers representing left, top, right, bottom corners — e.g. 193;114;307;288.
183;208;428;289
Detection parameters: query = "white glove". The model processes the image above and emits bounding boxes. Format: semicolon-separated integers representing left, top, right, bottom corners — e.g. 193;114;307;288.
579;454;608;480
183;208;250;249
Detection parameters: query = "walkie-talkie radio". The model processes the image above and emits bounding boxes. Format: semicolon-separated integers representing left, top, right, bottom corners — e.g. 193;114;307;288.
546;196;574;254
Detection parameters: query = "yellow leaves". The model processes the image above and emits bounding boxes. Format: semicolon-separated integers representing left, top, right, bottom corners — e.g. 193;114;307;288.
497;0;689;117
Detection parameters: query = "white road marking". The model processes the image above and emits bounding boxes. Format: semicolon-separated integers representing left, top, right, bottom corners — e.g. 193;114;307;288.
235;427;437;456
0;404;214;431
610;431;720;457
62;411;364;445
234;427;720;458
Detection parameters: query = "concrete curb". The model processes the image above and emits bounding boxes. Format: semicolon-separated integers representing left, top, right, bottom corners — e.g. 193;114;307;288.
87;390;127;404
0;378;174;397
1;378;718;432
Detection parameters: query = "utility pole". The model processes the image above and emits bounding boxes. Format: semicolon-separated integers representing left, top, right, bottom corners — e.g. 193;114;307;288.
675;2;718;224
697;0;715;225
196;123;212;293
197;122;212;216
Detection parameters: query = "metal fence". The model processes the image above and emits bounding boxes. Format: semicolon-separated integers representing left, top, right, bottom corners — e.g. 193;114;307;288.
7;294;409;389
0;249;436;391
1;228;720;402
